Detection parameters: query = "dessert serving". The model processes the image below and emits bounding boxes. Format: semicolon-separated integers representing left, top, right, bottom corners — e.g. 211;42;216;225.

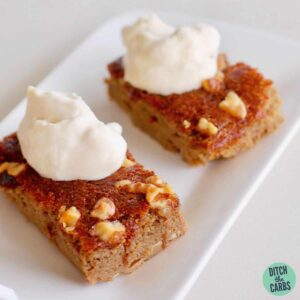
0;87;186;283
106;15;284;165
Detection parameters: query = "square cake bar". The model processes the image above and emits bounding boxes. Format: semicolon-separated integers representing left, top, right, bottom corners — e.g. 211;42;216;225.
0;134;186;283
106;55;283;165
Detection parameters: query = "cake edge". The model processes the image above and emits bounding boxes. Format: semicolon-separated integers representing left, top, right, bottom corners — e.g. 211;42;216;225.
107;77;284;165
1;185;186;283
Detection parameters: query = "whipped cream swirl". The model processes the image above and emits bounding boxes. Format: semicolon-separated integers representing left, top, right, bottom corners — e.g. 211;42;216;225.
18;86;127;181
122;14;220;95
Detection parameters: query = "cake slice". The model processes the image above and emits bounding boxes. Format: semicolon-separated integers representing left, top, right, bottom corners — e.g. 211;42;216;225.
106;55;283;165
0;134;186;282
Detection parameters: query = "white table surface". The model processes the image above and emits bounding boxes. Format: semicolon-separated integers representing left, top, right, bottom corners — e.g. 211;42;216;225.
1;1;300;299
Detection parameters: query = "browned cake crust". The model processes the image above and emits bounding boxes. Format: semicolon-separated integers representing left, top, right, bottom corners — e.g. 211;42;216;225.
0;134;186;283
106;56;284;164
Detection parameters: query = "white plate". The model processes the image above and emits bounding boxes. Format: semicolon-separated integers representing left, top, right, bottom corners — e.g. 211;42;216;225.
1;10;300;300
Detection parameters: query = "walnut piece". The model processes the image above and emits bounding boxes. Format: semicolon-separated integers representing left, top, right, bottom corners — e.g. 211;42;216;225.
215;71;225;81
146;175;174;193
145;185;166;204
217;53;229;71
114;179;132;188
91;197;115;220
115;176;174;212
202;71;224;93
0;162;26;176
197;118;218;136
59;206;81;232
94;220;125;243
219;91;247;119
122;158;136;168
182;120;191;129
126;181;149;194
146;175;164;187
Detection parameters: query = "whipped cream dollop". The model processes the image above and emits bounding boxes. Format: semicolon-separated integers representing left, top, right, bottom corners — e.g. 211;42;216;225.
0;284;18;300
18;86;127;181
122;14;220;95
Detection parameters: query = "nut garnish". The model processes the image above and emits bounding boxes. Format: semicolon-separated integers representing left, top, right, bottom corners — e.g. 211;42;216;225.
0;163;9;174
197;118;218;136
93;220;125;243
202;71;224;93
122;158;136;168
145;184;165;203
146;175;174;194
59;206;81;232
182;120;191;129
126;181;149;194
0;162;26;176
115;176;174;212
146;175;164;187
219;91;247;119
202;80;213;92
114;179;132;188
91;197;115;220
215;71;225;81
217;53;229;71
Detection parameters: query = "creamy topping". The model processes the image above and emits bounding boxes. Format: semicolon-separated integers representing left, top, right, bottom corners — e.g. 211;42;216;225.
0;284;18;300
122;14;220;95
18;86;127;181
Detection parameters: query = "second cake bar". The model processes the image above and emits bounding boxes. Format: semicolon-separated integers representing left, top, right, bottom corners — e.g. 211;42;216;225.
106;57;283;165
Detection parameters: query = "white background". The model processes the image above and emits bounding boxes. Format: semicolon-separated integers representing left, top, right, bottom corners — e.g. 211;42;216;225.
1;1;300;299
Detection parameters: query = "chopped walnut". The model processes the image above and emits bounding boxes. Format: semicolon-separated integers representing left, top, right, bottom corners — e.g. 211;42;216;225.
0;162;26;176
215;71;225;81
91;197;115;220
197;118;218;136
146;185;173;217
93;220;125;243
114;179;132;188
146;175;174;194
219;91;247;119
122;158;136;168
115;176;174;212
59;206;81;232
217;53;229;71
0;163;9;174
126;182;149;194
182;120;191;129
145;184;166;203
146;175;164;187
202;71;224;93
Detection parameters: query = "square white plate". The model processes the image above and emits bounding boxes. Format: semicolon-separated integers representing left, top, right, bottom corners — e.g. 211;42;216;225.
1;10;300;300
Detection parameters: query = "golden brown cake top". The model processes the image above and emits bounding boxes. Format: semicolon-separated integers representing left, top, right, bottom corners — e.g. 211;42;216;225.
0;134;179;252
108;57;273;151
